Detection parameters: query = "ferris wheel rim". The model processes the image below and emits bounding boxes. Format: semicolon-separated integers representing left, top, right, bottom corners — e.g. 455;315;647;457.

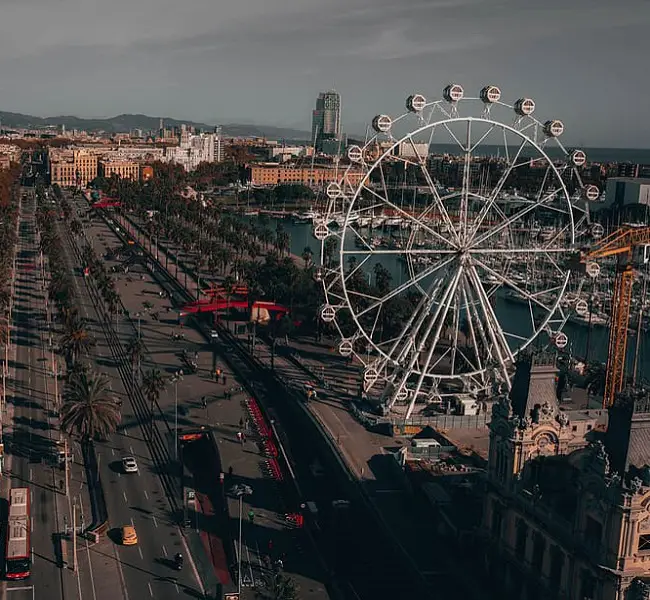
335;115;578;370
317;87;593;411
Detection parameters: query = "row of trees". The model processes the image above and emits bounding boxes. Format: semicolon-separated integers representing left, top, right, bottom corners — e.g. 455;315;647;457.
0;166;20;385
35;187;121;442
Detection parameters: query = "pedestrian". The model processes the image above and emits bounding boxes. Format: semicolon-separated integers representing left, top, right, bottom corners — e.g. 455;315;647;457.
228;465;233;477
239;417;244;429
222;374;227;385
248;510;255;523
194;351;199;361
237;431;243;444
242;432;247;443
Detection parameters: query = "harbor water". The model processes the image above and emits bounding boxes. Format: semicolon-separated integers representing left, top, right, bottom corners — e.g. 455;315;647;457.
259;216;650;383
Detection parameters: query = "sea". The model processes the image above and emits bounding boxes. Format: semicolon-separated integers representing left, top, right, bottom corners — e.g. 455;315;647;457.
427;144;650;164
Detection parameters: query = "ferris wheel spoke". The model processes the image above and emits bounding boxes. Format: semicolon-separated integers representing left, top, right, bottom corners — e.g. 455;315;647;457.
469;123;497;153
355;254;456;319
403;268;464;418
386;270;458;409
449;293;462;375
406;137;461;245
342;253;373;285
360;182;455;248
472;256;554;313
469;247;573;255
388;274;448;366
466;265;513;384
344;223;375;252
459;120;472;243
460;281;486;374
442;123;467;153
472;187;562;248
469;139;528;240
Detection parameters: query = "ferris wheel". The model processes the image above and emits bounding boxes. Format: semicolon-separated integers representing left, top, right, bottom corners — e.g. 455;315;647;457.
314;84;601;419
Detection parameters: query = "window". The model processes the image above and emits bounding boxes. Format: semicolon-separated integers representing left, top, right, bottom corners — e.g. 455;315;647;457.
531;531;546;570
549;547;564;590
638;534;650;552
585;516;602;547
581;570;596;600
515;519;528;556
491;502;503;538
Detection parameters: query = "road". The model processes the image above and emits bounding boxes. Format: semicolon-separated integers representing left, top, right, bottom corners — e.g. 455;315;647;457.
55;201;207;599
2;189;65;600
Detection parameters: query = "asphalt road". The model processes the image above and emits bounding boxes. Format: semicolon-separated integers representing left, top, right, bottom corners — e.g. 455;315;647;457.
2;190;64;600
54;198;205;599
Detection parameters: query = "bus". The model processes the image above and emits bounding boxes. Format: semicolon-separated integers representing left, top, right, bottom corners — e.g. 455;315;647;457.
5;487;31;579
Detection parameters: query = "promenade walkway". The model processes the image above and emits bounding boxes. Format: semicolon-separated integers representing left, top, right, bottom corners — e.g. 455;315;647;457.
80;211;331;600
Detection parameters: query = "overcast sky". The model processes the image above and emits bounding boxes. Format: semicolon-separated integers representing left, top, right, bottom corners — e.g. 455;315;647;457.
1;0;649;147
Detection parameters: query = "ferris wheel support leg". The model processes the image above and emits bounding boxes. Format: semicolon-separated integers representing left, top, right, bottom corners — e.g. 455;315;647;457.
461;283;487;374
467;266;512;389
404;269;463;420
385;271;457;411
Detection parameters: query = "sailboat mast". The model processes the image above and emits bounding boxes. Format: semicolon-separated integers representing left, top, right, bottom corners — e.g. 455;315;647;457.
633;268;648;386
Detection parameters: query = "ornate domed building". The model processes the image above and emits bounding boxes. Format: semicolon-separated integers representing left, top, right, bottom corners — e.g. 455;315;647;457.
482;351;650;600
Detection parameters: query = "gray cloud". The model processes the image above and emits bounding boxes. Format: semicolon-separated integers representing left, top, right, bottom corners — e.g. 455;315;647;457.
0;0;649;146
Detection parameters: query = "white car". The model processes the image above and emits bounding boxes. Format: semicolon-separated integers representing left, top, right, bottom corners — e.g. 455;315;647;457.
122;456;138;473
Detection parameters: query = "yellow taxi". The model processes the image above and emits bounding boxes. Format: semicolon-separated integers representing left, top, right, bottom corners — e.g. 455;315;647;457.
121;525;138;546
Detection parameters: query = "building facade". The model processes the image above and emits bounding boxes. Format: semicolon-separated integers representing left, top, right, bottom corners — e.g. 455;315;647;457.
50;149;98;186
312;91;342;152
98;159;140;180
249;163;364;188
164;133;218;171
482;352;650;600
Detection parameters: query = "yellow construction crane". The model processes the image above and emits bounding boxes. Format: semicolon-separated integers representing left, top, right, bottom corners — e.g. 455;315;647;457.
577;226;650;408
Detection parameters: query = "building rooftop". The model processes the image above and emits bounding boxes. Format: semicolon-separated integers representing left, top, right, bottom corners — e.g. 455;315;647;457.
608;177;650;185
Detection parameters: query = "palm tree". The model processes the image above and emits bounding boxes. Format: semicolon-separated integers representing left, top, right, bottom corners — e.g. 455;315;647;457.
272;573;298;600
141;369;166;437
301;246;314;268
125;335;146;380
61;371;120;441
59;318;95;368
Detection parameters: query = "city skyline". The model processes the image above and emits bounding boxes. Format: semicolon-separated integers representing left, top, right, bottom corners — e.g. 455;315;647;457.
1;0;649;147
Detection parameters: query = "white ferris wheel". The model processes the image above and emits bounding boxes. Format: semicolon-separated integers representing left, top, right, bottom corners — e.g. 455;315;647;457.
314;84;602;420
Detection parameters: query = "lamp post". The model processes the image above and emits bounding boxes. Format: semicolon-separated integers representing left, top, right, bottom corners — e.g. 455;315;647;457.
232;483;253;595
171;370;184;462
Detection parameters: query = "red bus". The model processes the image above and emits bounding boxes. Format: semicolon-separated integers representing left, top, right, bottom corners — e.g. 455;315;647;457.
5;487;31;579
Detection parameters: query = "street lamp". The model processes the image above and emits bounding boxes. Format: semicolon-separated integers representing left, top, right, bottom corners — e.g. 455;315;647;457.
170;370;184;461
231;483;253;595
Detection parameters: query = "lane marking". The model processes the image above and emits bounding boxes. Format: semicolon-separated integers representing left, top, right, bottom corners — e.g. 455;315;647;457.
138;547;143;561
124;491;128;503
162;544;167;556
152;515;158;528
130;517;134;527
129;446;133;454
147;583;153;597
111;449;115;456
143;490;148;500
174;583;179;594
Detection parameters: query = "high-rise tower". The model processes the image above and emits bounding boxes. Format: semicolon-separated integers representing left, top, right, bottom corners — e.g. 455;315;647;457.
312;90;341;152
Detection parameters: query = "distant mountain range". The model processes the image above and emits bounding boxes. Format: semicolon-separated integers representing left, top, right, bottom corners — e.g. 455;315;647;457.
0;111;311;141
